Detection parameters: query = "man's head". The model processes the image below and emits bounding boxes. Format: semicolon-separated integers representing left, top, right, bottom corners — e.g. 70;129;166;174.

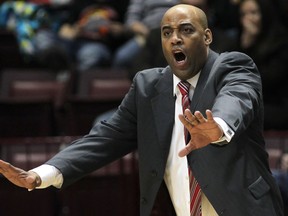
161;4;212;80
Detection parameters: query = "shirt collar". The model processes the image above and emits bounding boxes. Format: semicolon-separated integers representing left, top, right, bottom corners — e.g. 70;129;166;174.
173;72;201;96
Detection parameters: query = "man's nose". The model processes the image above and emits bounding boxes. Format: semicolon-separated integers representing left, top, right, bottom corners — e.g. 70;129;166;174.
171;32;183;45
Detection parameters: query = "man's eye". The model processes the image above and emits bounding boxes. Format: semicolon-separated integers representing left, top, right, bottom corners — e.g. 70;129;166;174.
163;31;172;37
182;27;193;34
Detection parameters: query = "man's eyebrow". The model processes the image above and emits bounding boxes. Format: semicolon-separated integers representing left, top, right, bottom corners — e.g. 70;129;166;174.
161;23;193;30
161;25;171;30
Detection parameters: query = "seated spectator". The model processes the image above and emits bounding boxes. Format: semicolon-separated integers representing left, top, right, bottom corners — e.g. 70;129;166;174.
111;0;179;69
0;1;67;70
235;0;288;130
56;3;130;72
0;1;131;73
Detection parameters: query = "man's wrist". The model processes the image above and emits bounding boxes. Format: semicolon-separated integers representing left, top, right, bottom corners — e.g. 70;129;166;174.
212;117;234;145
217;126;224;140
30;164;63;189
34;172;42;187
27;171;42;190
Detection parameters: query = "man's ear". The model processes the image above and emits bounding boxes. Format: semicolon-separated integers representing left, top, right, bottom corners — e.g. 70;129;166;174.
204;28;213;45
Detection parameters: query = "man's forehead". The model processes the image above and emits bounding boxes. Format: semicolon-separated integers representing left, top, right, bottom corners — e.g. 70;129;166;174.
161;7;198;27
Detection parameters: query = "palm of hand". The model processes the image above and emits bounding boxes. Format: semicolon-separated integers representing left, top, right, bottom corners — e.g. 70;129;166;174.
178;109;223;157
189;122;222;148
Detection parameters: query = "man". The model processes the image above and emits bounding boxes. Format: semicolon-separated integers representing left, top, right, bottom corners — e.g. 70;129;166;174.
0;4;284;216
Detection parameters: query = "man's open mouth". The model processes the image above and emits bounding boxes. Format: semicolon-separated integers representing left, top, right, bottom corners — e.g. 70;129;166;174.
174;52;186;62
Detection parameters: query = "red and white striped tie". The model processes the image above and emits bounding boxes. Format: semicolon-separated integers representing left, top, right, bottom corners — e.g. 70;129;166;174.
178;81;202;216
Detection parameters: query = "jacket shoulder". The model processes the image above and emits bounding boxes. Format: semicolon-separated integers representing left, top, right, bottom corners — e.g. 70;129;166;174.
218;51;255;64
133;66;171;82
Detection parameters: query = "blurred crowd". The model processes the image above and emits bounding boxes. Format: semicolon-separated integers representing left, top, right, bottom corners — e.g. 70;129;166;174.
0;0;288;128
0;0;288;120
1;0;288;213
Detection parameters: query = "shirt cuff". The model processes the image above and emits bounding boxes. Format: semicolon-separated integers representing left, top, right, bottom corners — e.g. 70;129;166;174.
212;117;234;145
30;164;63;189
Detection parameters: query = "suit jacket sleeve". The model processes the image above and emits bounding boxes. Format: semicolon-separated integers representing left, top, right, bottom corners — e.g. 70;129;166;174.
46;80;140;187
189;51;283;216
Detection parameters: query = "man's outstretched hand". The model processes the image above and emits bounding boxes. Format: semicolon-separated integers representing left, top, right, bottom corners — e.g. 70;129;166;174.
0;160;41;190
178;109;223;157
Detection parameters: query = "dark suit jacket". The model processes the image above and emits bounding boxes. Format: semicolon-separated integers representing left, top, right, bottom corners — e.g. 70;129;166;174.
47;50;284;216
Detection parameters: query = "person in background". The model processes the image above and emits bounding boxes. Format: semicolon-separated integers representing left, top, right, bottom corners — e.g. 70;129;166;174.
0;4;284;216
0;0;130;73
53;1;130;72
111;0;179;69
235;0;288;130
0;1;68;71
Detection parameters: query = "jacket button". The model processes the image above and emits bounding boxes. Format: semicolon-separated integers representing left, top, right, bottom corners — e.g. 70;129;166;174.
151;170;157;177
141;197;147;205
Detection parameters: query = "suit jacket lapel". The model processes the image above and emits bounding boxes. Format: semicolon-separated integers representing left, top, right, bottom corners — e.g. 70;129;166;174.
150;50;218;150
151;67;175;151
190;50;219;112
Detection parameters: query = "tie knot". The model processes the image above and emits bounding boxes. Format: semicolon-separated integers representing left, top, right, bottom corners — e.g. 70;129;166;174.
178;81;190;96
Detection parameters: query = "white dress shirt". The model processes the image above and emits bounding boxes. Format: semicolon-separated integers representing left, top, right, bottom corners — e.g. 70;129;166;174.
163;74;234;216
31;72;234;216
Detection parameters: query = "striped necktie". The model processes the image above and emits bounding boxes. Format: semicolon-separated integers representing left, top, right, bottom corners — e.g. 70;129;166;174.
178;81;202;216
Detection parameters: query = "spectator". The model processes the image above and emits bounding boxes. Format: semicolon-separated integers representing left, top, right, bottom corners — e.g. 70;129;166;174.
0;1;66;70
53;2;130;72
111;0;179;69
0;0;131;73
235;0;288;130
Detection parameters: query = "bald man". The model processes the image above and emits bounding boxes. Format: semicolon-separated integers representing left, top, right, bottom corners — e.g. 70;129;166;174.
0;4;284;216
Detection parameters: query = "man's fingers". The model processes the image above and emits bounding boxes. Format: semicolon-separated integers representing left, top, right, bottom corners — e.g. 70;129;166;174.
0;160;11;173
183;109;194;122
178;146;190;157
179;113;192;128
178;142;196;157
183;110;202;126
205;109;214;121
194;111;206;123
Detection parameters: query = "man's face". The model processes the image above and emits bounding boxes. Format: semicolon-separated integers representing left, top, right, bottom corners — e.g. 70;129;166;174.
161;6;211;80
